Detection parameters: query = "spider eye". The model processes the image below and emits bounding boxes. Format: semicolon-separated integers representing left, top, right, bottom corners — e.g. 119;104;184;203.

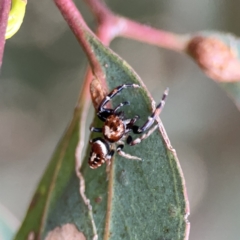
88;152;105;169
94;157;100;163
89;158;100;169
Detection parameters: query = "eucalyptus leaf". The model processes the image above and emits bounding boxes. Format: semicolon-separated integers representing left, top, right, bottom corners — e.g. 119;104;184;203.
14;28;189;240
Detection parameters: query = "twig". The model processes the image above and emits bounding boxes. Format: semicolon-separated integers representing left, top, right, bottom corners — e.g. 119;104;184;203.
54;0;105;82
83;0;112;24
83;0;189;51
116;17;189;52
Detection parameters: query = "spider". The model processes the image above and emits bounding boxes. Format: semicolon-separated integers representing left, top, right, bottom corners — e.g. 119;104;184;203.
88;83;168;169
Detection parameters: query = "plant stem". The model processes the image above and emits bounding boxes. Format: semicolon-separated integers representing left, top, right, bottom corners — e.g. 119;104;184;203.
117;17;189;52
83;0;112;23
0;0;11;68
83;0;189;51
54;0;105;82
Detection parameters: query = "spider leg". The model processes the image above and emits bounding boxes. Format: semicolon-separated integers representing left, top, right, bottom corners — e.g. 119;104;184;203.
89;126;102;133
127;124;158;146
117;139;125;145
124;115;140;133
106;150;115;165
116;144;142;160
132;88;169;134
113;101;130;113
97;83;140;121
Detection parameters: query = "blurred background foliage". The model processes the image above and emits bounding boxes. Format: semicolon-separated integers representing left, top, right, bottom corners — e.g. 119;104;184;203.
1;0;240;239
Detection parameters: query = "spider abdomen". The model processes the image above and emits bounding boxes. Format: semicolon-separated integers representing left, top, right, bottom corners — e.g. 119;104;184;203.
103;115;125;142
89;138;109;169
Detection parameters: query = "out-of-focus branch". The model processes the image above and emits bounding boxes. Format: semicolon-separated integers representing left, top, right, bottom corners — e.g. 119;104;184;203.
83;0;189;51
116;17;189;52
0;0;11;68
83;0;112;24
83;0;240;82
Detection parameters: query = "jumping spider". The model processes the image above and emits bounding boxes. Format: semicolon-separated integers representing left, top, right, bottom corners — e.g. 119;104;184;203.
89;83;168;169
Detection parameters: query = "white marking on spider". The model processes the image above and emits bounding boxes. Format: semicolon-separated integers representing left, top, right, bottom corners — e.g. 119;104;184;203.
132;84;140;88
89;153;97;163
133;139;141;144
104;125;112;138
95;140;108;155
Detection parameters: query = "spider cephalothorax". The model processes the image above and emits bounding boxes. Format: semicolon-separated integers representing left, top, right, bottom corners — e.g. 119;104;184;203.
88;83;168;169
103;115;126;142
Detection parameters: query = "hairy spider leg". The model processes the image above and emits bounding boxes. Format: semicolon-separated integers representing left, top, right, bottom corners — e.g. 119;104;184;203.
116;144;141;160
124;115;140;133
97;83;140;121
132;88;168;134
127;124;159;146
127;88;169;146
89;126;102;133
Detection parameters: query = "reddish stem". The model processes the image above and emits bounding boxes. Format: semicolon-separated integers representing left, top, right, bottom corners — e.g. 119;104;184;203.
54;0;189;85
54;0;105;82
117;17;189;52
0;0;11;68
83;0;188;51
83;0;112;24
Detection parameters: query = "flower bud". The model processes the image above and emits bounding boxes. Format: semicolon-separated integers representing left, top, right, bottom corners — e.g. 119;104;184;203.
187;35;240;82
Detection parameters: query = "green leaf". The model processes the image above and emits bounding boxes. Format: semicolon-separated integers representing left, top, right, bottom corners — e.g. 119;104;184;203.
14;30;189;240
14;112;82;239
